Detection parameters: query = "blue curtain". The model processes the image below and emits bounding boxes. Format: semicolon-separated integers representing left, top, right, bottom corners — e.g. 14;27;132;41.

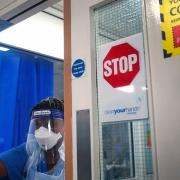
0;51;53;153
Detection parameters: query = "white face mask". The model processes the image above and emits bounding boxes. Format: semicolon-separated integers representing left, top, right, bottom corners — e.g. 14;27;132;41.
35;126;62;150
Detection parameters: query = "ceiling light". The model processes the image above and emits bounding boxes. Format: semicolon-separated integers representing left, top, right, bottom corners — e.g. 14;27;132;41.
0;46;10;51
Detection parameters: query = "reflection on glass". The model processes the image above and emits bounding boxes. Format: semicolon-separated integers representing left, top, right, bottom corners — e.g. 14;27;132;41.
117;85;135;93
141;86;148;91
144;121;153;175
102;122;134;180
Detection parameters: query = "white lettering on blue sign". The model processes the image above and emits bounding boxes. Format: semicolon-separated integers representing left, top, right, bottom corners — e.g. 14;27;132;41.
72;59;85;78
34;110;51;116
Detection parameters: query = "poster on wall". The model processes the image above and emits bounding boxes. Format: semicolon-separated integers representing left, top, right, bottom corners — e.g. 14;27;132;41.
97;33;148;122
159;0;180;58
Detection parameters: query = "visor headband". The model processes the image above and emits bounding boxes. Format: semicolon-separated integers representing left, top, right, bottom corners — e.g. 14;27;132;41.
32;109;64;120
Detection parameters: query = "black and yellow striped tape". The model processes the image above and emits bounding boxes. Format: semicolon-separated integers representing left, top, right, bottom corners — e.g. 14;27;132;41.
159;0;180;58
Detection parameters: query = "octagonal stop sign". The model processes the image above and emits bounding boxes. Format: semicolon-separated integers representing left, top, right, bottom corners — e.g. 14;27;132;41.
103;43;140;88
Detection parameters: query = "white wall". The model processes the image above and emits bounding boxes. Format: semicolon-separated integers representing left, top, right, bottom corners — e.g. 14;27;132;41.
0;12;64;59
71;0;103;180
145;0;180;179
71;0;180;180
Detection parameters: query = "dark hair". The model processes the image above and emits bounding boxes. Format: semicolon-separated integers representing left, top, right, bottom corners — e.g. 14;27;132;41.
31;97;64;115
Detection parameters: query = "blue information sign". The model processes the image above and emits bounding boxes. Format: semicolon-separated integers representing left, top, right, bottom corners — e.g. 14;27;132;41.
72;59;85;78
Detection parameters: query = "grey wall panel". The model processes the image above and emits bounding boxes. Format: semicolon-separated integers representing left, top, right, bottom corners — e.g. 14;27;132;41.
76;109;92;180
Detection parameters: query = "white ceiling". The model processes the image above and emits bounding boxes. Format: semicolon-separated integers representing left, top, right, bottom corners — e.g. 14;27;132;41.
0;0;17;11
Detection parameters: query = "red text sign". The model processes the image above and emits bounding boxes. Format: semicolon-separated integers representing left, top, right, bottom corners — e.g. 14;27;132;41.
103;43;140;88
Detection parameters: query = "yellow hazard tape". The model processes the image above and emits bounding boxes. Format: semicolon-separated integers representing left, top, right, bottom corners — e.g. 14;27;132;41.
159;0;180;58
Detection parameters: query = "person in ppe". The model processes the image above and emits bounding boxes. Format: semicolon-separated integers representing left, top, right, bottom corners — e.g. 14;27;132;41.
0;97;64;180
25;97;65;180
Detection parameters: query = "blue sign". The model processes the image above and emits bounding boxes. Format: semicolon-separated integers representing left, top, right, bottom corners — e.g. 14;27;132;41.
72;59;85;78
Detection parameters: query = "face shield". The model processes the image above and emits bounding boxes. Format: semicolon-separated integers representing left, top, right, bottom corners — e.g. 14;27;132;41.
25;109;64;179
28;109;64;151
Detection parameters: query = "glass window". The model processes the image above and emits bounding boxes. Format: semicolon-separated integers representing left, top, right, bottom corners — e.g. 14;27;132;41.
102;122;134;179
94;0;153;179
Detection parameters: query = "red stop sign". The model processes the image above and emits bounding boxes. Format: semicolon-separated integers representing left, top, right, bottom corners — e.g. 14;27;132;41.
103;43;140;88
